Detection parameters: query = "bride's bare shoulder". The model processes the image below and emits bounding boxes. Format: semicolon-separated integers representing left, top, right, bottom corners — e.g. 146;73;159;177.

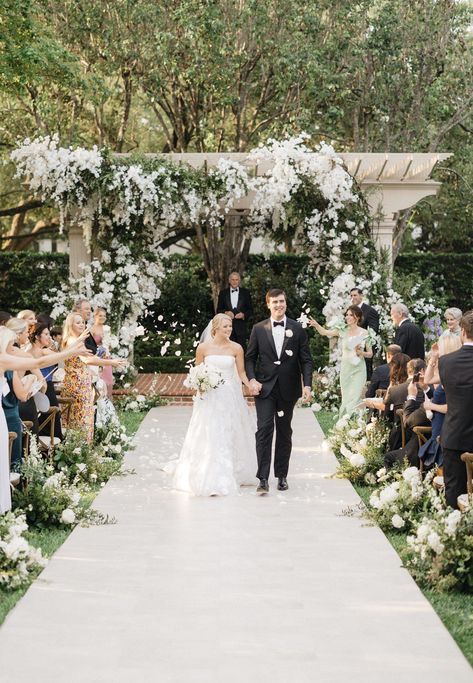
229;341;243;356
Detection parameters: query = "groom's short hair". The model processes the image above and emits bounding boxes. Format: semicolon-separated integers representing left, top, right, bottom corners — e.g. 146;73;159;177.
266;288;286;304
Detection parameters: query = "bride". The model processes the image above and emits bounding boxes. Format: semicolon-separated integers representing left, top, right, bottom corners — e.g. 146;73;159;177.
167;313;257;496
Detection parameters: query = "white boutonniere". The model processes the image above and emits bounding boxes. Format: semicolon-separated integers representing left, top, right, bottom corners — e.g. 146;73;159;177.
285;329;293;338
285;349;293;356
274;360;281;365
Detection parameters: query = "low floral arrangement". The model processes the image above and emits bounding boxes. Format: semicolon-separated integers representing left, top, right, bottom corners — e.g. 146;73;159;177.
367;467;438;532
183;363;225;396
328;412;390;483
114;392;165;412
404;503;473;592
0;511;47;590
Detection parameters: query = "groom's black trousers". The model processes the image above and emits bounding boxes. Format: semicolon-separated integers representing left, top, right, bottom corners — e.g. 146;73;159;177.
254;381;296;480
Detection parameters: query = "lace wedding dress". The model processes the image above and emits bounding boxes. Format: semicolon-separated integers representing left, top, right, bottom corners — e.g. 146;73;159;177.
167;355;257;496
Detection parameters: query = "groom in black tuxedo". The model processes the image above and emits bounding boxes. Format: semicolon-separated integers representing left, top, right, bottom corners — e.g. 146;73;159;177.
217;272;253;350
245;289;313;494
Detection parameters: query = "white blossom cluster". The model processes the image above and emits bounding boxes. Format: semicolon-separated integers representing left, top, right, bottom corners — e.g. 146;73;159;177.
0;511;47;589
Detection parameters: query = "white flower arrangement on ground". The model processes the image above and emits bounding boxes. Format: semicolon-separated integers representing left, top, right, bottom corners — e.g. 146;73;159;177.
0;511;47;589
183;363;225;396
404;502;473;591
367;466;437;532
328;412;390;484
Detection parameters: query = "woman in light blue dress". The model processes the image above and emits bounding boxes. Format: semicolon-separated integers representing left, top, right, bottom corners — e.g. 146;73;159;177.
310;305;372;418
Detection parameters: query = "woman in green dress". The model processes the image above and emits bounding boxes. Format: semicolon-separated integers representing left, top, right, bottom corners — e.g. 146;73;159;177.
309;305;372;418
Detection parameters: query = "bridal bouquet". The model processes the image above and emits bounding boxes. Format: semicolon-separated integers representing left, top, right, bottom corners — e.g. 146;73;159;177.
183;363;225;396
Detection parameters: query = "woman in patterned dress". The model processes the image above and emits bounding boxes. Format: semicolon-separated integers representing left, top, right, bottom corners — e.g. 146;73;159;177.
61;313;126;443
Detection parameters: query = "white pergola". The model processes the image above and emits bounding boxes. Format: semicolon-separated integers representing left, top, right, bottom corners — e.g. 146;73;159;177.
69;152;451;275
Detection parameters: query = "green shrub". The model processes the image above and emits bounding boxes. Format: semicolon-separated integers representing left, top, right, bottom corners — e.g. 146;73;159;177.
0;251;68;314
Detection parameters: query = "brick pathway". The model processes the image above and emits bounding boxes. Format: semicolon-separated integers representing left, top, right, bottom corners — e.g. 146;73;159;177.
126;373;253;405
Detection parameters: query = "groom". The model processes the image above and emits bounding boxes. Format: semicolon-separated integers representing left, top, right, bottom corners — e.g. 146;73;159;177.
245;289;313;494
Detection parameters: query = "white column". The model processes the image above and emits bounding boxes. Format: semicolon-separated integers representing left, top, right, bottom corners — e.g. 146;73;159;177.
372;217;396;260
68;222;90;277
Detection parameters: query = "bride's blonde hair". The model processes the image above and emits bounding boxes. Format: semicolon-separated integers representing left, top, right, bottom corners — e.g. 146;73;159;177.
210;313;232;338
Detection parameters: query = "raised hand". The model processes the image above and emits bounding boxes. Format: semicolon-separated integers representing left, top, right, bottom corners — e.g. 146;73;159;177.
249;378;262;396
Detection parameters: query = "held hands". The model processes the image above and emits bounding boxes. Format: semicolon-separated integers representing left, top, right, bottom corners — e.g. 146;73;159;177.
225;311;235;319
249;379;262;396
234;312;245;320
355;344;364;358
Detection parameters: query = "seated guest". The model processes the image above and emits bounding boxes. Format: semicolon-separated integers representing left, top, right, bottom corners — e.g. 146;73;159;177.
365;344;401;398
30;322;63;439
419;335;461;470
439;310;473;508
0;311;11;326
439;307;462;340
383;366;431;469
364;352;410;416
61;313;126;442
0;328;36;473
391;303;425;359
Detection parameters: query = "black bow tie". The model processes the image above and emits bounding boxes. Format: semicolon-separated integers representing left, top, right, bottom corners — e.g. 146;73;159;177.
231;288;238;293
273;321;284;327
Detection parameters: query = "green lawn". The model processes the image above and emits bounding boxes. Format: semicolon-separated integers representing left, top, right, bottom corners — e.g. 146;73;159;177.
0;409;146;626
316;409;473;668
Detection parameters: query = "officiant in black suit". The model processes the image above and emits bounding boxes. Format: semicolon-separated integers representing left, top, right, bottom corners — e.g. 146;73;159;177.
245;288;313;495
439;310;473;508
350;287;379;379
216;272;253;350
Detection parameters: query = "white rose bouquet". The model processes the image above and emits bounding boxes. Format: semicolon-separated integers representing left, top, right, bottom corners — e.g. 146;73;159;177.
183;363;225;396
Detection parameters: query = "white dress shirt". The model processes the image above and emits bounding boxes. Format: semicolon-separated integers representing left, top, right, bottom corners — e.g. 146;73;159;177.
230;287;239;310
271;316;286;358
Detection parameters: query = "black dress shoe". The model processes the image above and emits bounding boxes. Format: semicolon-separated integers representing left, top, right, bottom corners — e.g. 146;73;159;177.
256;479;269;495
277;477;288;491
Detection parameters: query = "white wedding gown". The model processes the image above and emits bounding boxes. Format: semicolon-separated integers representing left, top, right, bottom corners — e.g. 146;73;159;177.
168;355;257;496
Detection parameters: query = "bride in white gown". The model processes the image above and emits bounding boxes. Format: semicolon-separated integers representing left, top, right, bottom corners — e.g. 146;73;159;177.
168;314;257;496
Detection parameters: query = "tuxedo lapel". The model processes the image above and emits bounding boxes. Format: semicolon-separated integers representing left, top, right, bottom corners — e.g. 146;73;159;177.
264;318;278;357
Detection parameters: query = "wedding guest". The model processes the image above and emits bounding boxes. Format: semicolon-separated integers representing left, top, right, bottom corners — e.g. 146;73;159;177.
365;344;401;398
364;352;410;417
419;335;462;471
0;328;36;473
391;303;425;360
439;307;462;339
217;272;253;350
50;327;63;350
90;307;114;398
30;322;63;439
310;305;372;418
61;313;126;442
17;309;37;328
36;312;55;329
72;297;97;354
0;311;11;326
438;310;473;508
350;287;379;379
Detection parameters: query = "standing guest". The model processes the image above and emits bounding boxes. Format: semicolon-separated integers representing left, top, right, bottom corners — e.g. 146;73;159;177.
30;322;63;439
439;307;462;340
72;298;98;354
310;305;372;419
36;312;55;329
391;303;425;360
90;308;114;398
438;310;473;508
0;312;11;326
217;272;253;350
365;344;401;398
50;327;63;350
350;287;379;380
61;313;126;442
17;310;37;327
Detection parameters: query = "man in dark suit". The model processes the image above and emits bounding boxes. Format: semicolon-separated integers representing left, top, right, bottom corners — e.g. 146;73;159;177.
391;303;425;360
365;344;401;398
245;288;313;494
350;287;379;379
439;311;473;508
217;272;253;350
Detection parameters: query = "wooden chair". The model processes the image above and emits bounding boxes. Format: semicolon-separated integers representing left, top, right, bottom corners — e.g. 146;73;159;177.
375;389;387;399
21;420;34;458
412;426;432;474
37;407;61;457
395;408;406;449
8;432;20;488
458;452;473;511
58;396;74;434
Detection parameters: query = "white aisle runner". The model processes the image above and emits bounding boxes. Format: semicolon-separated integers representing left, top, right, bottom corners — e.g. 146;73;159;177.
0;406;471;683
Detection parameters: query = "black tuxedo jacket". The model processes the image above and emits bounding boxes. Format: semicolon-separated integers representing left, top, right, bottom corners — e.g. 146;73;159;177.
245;318;313;401
216;287;253;333
394;320;425;360
360;302;379;333
439;345;473;451
365;363;390;398
85;329;98;354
